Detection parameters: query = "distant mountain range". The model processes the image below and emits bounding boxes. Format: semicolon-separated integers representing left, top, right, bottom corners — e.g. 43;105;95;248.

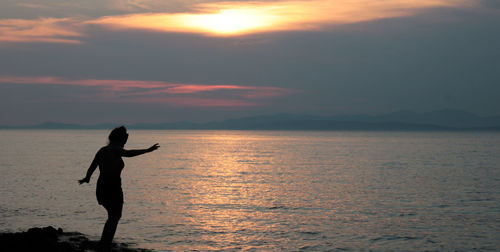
2;109;500;130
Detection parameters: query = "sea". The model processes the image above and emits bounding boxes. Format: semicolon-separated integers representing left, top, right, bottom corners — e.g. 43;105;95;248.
0;130;499;251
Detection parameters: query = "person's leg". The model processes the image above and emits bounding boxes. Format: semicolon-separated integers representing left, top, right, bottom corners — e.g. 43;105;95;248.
100;202;123;248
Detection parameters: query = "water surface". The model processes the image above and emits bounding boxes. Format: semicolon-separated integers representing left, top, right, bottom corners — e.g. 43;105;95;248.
0;130;499;251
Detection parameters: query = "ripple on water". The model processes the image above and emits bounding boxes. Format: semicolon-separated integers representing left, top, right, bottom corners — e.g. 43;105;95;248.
1;130;500;251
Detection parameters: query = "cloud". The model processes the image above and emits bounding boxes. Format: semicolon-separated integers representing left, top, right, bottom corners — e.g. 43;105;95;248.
0;0;475;44
0;76;173;90
0;17;83;44
16;3;51;9
0;76;297;107
89;0;473;36
482;0;500;9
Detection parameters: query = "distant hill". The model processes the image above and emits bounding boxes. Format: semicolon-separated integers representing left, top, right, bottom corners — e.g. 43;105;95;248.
0;121;118;130
326;109;500;128
1;110;500;130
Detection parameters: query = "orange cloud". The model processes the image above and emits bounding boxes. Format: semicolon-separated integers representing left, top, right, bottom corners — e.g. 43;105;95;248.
0;17;83;44
165;84;249;94
0;0;474;44
0;75;296;107
0;76;173;91
89;0;473;36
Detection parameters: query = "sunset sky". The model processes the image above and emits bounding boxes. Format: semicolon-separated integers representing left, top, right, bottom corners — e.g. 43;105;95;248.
0;0;499;125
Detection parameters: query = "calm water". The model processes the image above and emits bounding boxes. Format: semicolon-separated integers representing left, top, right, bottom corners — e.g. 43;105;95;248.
0;130;499;251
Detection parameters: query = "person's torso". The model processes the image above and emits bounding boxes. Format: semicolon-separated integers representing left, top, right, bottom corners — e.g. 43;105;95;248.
97;145;124;186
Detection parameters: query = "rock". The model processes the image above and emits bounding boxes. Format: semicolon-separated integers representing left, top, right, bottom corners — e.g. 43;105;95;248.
0;226;151;252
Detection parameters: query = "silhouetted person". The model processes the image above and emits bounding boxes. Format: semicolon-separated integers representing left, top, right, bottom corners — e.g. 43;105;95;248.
78;126;159;250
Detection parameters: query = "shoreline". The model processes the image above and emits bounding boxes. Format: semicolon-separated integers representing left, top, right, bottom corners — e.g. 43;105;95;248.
0;226;151;252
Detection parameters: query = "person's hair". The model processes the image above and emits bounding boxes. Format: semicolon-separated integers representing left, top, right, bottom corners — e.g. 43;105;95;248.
108;126;128;145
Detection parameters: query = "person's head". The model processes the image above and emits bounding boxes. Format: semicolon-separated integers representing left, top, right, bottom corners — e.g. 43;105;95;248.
108;126;128;147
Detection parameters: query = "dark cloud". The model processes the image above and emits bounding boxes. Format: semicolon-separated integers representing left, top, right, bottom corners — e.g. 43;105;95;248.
0;4;499;124
482;0;500;9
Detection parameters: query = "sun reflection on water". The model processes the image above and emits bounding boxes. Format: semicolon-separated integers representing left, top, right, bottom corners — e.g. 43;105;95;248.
112;130;500;251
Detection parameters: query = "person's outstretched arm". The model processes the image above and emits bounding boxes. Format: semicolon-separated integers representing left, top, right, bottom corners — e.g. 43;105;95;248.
122;143;160;157
78;152;100;184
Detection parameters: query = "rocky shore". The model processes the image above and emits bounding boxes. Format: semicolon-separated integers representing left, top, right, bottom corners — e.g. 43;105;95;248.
0;226;151;252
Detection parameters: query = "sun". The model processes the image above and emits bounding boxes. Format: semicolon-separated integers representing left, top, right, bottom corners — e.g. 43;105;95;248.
184;9;277;35
89;0;469;37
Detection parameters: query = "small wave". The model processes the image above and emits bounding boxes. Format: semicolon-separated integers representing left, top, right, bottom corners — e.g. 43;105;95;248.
399;212;417;217
437;204;450;208
298;231;321;235
299;245;322;251
460;198;494;202
268;206;287;210
370;235;420;242
167;167;186;170
300;244;351;251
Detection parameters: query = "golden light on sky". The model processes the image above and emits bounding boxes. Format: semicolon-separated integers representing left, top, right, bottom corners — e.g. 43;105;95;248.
89;0;472;36
0;17;82;44
183;8;277;35
87;7;279;36
0;0;474;43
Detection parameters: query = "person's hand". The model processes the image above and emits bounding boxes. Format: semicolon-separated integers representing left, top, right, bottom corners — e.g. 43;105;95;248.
78;177;89;184
148;143;160;152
